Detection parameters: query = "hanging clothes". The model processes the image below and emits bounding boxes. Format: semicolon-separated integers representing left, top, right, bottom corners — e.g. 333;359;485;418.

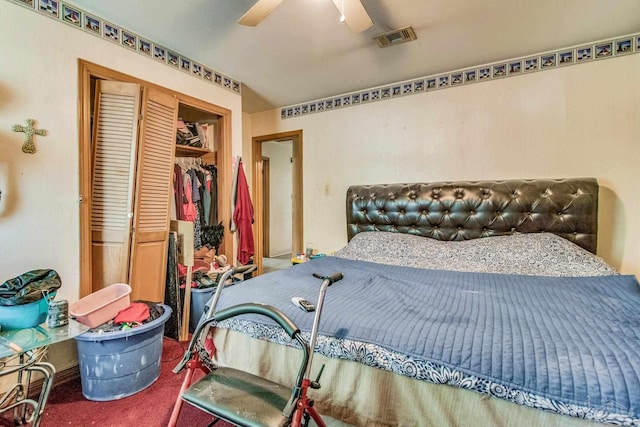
205;164;218;226
230;156;241;232
198;168;210;226
173;164;185;220
233;159;254;265
202;171;212;226
175;158;220;250
182;172;197;222
186;168;205;249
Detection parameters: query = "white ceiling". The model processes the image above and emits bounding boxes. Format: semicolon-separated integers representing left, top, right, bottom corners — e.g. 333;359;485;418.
70;0;640;114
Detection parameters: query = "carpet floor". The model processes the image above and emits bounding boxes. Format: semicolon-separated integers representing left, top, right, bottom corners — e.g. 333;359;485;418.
33;338;232;427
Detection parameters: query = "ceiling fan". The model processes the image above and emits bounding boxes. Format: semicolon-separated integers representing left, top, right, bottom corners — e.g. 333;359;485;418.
238;0;373;33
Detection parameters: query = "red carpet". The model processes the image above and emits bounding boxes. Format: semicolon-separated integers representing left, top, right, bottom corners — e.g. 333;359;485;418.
36;338;233;427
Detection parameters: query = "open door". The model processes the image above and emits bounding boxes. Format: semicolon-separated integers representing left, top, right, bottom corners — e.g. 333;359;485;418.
90;81;177;301
90;80;141;292
128;88;178;302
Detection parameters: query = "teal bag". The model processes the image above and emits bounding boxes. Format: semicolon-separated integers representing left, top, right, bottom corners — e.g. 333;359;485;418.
0;269;61;306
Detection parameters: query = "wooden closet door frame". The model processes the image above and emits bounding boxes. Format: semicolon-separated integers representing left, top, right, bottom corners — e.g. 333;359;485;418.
78;59;233;298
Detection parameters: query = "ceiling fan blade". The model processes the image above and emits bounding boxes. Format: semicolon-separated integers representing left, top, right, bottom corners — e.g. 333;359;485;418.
238;0;284;27
331;0;373;33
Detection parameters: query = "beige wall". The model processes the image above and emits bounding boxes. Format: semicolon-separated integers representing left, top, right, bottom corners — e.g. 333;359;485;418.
249;54;640;277
0;1;243;306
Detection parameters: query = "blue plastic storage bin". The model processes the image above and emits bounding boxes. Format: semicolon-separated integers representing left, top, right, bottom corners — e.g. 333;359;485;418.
189;287;216;332
0;297;49;330
74;304;172;401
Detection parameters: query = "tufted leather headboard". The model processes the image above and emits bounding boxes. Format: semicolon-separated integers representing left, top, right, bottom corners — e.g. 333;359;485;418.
346;178;599;254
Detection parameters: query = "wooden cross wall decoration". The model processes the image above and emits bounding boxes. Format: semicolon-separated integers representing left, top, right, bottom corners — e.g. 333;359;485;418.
12;118;47;154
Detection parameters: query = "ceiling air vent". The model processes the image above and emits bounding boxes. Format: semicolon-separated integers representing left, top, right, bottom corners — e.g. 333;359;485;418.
373;26;417;48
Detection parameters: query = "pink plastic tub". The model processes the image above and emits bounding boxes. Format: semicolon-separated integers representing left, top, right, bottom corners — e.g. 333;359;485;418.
70;283;132;328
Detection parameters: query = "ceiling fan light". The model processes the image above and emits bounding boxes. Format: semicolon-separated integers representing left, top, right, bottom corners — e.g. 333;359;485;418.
240;0;372;33
330;0;373;33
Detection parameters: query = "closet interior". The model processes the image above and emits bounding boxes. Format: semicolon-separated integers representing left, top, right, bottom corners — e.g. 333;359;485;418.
172;101;224;253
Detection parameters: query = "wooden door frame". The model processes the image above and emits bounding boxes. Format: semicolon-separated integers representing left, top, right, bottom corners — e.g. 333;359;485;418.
262;156;270;258
78;59;232;298
251;130;303;275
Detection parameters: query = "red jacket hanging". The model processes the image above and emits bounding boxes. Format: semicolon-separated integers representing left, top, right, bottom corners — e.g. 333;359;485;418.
233;160;255;265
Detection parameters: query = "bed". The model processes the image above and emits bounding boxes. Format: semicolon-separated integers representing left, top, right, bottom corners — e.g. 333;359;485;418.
206;178;640;426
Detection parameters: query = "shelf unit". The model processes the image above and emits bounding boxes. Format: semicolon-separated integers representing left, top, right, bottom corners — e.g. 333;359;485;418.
175;101;221;164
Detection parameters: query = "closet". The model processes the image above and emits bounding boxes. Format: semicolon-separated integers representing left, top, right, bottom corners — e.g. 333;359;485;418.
79;60;231;302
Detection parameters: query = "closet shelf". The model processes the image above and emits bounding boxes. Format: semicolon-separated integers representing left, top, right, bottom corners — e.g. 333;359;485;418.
175;145;211;157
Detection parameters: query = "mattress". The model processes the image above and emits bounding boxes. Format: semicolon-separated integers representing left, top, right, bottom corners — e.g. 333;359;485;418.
208;232;638;426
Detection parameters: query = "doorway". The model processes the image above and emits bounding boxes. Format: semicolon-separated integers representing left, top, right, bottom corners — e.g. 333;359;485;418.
262;141;294;273
251;130;303;275
262;156;270;257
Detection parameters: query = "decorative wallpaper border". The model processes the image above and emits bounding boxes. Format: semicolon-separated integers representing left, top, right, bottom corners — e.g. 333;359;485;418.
281;32;640;120
6;0;242;95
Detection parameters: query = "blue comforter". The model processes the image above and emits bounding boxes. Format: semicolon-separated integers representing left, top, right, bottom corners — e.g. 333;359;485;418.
213;256;640;420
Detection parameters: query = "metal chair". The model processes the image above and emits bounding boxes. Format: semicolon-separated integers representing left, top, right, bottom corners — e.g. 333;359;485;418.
0;347;55;427
169;268;343;427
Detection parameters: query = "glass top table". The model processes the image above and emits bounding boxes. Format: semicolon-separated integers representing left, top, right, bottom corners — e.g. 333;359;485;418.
0;320;88;426
0;320;88;358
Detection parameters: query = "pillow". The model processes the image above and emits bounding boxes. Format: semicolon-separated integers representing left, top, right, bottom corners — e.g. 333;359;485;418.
334;231;617;277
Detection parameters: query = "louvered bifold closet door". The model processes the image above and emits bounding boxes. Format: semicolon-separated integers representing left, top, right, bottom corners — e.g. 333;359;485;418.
128;88;178;302
91;81;141;291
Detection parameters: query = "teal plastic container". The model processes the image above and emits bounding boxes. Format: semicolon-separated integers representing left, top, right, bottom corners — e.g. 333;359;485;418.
0;298;49;329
